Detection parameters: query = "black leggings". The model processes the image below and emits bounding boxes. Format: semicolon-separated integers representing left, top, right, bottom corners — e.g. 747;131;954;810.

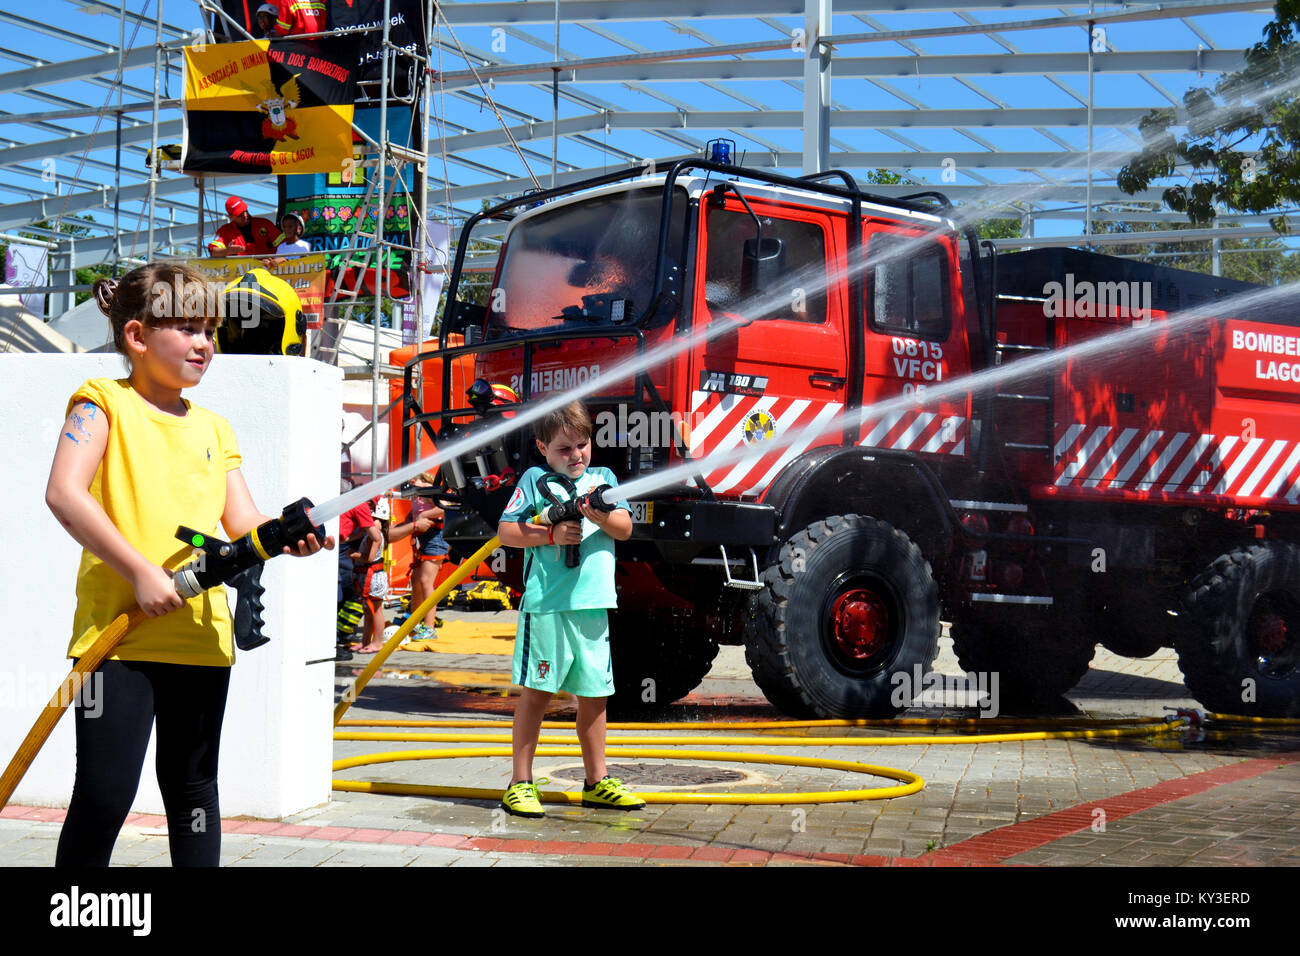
55;659;231;868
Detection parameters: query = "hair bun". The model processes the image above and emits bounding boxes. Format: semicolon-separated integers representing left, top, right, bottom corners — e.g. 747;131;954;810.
92;277;118;318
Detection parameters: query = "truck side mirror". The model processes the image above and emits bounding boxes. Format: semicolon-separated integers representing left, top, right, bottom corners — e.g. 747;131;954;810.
741;236;785;299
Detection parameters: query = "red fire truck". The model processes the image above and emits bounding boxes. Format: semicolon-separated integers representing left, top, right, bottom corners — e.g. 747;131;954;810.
402;160;1300;719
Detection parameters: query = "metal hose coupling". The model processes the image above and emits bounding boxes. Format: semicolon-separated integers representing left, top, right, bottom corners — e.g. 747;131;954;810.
1166;706;1209;726
172;498;326;650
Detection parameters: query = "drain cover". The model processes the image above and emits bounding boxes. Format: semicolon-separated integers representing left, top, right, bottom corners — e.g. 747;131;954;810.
550;762;745;786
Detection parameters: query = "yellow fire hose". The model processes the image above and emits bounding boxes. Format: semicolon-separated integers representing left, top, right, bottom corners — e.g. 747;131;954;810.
333;746;926;804
330;549;1192;805
1207;713;1300;726
330;718;1189;805
0;607;147;810
334;537;503;725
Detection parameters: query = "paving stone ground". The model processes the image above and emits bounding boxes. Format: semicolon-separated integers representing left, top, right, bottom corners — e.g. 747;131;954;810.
4;612;1298;876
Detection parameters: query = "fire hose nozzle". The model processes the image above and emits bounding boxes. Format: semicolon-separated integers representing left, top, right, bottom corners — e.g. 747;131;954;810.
536;484;617;568
172;497;326;650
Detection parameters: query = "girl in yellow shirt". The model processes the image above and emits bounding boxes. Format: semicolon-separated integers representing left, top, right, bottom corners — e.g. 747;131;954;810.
45;262;331;867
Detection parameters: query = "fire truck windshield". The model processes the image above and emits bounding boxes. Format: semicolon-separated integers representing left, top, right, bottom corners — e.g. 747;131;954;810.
487;186;687;334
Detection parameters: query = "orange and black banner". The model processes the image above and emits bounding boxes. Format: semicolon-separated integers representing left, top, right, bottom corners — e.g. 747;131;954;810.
182;37;358;175
187;253;329;329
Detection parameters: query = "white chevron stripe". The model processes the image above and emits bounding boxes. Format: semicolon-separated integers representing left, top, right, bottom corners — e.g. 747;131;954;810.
921;416;966;453
1053;423;1086;461
1137;432;1188;489
709;397;792;493
1048;425;1300;499
891;413;937;450
743;401;844;496
1056;426;1111;486
1237;439;1288;498
689;392;746;454
1083;427;1138;488
1109;430;1163;489
1213;437;1261;495
1163;434;1214;492
860;410;908;448
1261;443;1300;500
1189;437;1235;494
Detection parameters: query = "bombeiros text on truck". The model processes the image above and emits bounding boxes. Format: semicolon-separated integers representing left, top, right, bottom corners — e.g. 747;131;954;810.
399;156;1300;720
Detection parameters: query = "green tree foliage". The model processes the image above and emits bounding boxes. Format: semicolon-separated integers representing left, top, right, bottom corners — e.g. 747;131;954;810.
1117;2;1300;231
863;168;921;187
975;218;1024;240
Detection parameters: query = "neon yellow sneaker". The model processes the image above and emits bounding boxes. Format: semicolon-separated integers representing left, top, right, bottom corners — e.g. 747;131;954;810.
501;780;544;818
581;776;645;811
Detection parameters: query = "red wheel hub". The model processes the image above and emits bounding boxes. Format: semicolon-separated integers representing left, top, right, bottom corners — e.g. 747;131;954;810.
1250;609;1288;655
830;588;889;660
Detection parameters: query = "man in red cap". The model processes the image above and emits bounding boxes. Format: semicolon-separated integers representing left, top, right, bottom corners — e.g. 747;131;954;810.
207;196;283;257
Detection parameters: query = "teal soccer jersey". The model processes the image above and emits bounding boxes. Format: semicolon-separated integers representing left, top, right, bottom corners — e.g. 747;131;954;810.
499;466;630;613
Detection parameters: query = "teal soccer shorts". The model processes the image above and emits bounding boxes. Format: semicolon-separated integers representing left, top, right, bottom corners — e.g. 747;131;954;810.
512;609;614;698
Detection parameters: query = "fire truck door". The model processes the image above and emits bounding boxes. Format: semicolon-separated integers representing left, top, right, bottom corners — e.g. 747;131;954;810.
857;224;971;459
686;203;849;497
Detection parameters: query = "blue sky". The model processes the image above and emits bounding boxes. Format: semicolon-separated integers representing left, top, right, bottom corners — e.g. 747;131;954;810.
0;1;1288;257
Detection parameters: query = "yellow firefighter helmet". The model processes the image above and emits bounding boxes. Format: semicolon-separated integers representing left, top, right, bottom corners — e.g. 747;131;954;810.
217;267;305;356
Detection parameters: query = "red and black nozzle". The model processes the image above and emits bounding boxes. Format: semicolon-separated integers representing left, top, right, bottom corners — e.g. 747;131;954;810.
172;497;326;650
537;478;617;568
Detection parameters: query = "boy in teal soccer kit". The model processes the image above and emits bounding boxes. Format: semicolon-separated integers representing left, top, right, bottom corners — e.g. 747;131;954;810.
496;401;644;817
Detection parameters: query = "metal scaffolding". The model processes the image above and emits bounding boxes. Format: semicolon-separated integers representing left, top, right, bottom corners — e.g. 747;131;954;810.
1;0;1297;412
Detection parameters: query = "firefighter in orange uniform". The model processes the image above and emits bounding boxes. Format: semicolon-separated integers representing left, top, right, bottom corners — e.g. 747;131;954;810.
207;196;283;257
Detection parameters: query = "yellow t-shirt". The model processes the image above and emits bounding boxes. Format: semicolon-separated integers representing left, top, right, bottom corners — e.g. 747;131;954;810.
66;378;242;666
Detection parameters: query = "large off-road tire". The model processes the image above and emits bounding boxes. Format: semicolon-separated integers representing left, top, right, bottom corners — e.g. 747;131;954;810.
608;608;719;715
949;603;1096;704
745;515;940;718
1177;544;1300;717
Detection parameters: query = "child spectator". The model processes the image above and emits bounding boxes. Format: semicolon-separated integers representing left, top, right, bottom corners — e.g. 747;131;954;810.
276;213;311;257
255;3;279;38
339;497;385;654
388;472;448;639
496;401;642;817
45;263;331;866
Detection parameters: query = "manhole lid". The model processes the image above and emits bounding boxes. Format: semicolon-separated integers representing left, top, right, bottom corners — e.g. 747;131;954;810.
550;762;746;786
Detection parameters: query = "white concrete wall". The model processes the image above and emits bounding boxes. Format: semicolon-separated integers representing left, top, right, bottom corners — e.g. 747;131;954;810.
0;354;342;819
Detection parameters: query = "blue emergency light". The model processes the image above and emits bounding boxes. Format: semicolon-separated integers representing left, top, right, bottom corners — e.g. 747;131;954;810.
707;139;736;164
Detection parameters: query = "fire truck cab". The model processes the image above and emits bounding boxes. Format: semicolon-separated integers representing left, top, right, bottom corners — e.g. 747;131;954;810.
405;160;1300;720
